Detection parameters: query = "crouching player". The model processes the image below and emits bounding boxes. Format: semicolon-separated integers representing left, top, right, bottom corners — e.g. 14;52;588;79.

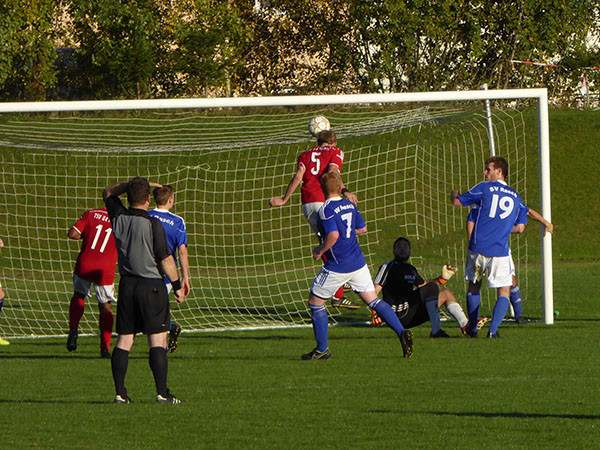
302;171;414;360
371;237;472;337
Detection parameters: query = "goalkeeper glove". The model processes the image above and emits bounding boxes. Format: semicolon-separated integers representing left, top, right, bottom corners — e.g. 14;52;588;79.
371;310;383;327
438;264;457;285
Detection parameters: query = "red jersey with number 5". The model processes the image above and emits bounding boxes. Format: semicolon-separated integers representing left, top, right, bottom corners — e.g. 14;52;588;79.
297;145;344;204
72;208;117;285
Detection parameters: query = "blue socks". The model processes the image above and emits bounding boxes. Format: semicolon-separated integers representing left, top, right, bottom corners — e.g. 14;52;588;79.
489;296;510;334
0;298;3;314
466;292;481;333
309;304;329;352
425;297;441;334
367;298;405;336
510;285;522;319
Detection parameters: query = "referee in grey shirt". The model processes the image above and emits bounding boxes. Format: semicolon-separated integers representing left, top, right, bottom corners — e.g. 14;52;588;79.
104;177;186;404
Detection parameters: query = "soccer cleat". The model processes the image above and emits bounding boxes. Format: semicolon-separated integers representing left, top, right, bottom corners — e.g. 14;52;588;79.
343;283;352;292
168;323;182;354
461;327;478;338
0;337;9;346
371;310;383;327
101;349;111;359
430;329;450;338
476;317;489;330
113;394;133;404
487;331;501;339
516;316;527;325
66;330;78;352
157;390;182;404
301;348;331;360
400;330;414;358
331;297;361;309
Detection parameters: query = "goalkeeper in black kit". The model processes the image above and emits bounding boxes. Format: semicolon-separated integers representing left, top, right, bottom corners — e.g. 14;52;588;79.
372;237;470;337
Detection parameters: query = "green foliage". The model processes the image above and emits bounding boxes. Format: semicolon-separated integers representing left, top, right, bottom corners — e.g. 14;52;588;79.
0;0;59;101
68;0;170;99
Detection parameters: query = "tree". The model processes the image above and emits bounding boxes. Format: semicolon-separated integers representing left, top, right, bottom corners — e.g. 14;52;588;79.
0;0;59;101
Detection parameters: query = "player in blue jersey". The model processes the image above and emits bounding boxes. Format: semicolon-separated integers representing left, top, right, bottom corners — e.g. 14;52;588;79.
149;186;190;353
466;205;553;325
303;171;414;359
452;156;529;338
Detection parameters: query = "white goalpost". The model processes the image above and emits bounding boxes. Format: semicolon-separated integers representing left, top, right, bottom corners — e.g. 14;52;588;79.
0;88;553;338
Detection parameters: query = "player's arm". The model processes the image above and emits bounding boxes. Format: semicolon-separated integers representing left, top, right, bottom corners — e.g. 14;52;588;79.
270;165;305;207
178;243;191;296
356;225;367;235
312;230;339;260
68;227;81;240
161;255;185;303
511;223;526;234
451;190;462;206
104;181;162;200
527;208;553;235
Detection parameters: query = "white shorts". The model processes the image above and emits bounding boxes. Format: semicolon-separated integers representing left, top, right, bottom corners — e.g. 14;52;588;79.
311;265;375;299
464;250;514;288
73;274;116;304
302;202;324;236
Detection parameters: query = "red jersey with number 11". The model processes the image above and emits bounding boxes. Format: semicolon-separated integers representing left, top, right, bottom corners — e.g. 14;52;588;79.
72;208;118;285
297;145;344;204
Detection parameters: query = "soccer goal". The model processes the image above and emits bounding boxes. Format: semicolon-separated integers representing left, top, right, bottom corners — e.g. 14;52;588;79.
0;89;553;338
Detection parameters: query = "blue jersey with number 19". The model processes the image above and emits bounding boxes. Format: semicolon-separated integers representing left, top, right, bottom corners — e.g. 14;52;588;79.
458;180;528;257
318;196;366;273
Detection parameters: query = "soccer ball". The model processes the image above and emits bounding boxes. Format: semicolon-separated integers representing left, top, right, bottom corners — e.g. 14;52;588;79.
308;115;330;137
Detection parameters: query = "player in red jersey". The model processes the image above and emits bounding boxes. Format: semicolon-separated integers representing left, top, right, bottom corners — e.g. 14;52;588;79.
66;208;118;358
270;129;360;308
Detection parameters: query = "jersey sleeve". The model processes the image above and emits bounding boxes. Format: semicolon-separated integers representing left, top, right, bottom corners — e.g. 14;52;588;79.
411;265;425;286
515;202;529;225
329;148;344;171
72;211;89;235
177;221;188;247
354;209;366;230
104;195;126;221
373;261;391;287
457;183;484;207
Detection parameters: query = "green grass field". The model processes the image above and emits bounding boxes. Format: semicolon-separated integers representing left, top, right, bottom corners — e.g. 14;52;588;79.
1;107;600;448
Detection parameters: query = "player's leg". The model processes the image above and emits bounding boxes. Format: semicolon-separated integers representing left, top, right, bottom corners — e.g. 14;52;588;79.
464;251;484;337
67;275;91;351
351;266;413;358
304;293;330;359
164;282;182;353
111;276;136;403
141;278;180;403
0;284;8;345
509;275;525;323
487;256;513;338
96;284;116;358
439;289;469;330
417;282;446;337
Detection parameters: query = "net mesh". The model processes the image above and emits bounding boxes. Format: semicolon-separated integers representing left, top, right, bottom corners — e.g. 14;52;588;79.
0;104;536;337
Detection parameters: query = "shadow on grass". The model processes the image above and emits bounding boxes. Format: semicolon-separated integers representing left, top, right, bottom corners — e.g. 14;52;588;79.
366;409;600;420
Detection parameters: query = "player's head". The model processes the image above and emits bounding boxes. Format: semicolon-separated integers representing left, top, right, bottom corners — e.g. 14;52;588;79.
484;156;508;181
393;237;411;262
320;171;342;197
317;129;336;146
153;185;174;208
127;177;151;207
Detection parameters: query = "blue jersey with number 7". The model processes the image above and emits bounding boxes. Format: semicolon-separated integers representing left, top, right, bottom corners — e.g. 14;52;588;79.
318;196;366;273
458;180;529;257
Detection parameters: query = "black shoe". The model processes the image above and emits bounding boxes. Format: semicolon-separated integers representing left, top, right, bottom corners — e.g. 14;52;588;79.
113;394;133;404
430;329;450;338
516;317;527;325
331;297;361;309
168;323;182;354
301;348;331;360
157;390;182;404
487;331;501;339
66;330;78;352
400;330;414;358
101;349;111;359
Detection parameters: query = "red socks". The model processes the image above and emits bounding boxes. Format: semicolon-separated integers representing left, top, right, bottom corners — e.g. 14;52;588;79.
99;310;114;352
68;295;85;330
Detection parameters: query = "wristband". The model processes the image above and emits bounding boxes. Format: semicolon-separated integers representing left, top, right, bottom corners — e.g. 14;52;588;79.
437;277;447;285
171;279;182;291
341;188;349;195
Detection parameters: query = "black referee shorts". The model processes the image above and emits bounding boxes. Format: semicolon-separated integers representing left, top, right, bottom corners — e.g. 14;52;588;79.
116;276;170;335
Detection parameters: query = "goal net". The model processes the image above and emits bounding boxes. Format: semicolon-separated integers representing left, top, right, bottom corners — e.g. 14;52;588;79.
0;90;552;338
